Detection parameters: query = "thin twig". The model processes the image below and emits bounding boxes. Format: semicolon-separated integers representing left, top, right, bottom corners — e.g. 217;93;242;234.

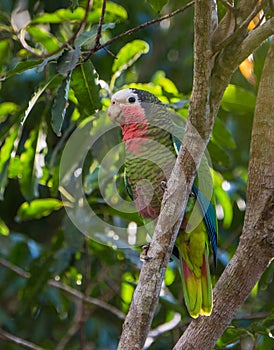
94;0;107;48
0;257;30;278
144;313;182;349
82;1;195;61
219;0;236;11
55;299;83;350
0;256;125;320
80;238;91;349
212;1;265;54
0;329;45;350
48;280;125;319
234;312;270;320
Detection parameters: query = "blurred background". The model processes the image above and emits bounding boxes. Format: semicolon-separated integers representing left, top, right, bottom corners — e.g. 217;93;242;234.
0;0;273;349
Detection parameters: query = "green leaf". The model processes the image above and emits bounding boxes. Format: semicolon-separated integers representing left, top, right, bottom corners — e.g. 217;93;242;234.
121;272;135;312
31;7;86;24
0;102;19;122
211;117;237;149
104;1;127;21
50;248;74;274
31;2;127;25
126;83;163;97
75;23;115;48
111;40;149;88
19;127;47;201
221;84;256;115
164;265;176;286
0;218;9;236
146;0;168;12
37;52;64;73
57;48;81;77
51;74;71;136
88;1;128;23
112;40;149;73
62;215;84;250
71;60;101;116
152;70;179;95
27;26;60;52
7;156;22;179
21;254;53;314
5;60;43;80
0;40;11;66
0;125;20;199
208;141;231;167
17;198;63;221
21;75;59;126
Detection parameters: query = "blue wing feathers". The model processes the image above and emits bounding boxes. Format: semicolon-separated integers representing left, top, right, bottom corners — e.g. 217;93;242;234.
192;185;218;267
172;134;217;266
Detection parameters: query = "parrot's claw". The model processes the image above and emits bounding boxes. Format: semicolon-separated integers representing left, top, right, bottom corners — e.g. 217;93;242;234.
161;181;167;191
140;244;152;261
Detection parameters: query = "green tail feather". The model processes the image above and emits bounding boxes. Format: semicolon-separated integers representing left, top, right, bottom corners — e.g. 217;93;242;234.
181;253;212;318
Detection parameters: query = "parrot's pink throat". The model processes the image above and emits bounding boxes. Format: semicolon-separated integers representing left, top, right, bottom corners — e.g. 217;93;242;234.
120;104;149;154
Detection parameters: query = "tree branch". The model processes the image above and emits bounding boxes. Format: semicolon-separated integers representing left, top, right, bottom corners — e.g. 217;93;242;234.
80;238;92;348
238;16;274;62
144;313;182;349
219;0;236;12
212;0;266;53
55;299;85;350
0;257;125;320
94;0;106;49
210;11;274;120
0;256;30;278
212;2;263;55
173;36;274;350
0;328;45;350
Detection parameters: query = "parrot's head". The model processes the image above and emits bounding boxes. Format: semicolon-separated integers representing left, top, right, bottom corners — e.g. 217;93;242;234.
107;88;170;150
107;88;162;126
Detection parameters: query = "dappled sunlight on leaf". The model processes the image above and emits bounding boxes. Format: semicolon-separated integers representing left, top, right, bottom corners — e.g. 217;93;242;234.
16;198;63;221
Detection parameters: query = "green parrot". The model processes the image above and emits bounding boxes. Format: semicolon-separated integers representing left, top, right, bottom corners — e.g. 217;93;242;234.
108;88;217;318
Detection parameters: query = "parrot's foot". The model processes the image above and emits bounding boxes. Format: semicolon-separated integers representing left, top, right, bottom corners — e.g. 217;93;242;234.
140;244;152;261
161;181;167;191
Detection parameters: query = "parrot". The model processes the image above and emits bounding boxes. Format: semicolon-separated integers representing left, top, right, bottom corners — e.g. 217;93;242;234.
107;88;217;318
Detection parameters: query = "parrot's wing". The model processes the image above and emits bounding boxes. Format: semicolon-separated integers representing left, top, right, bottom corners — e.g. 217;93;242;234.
172;127;218;267
192;185;218;267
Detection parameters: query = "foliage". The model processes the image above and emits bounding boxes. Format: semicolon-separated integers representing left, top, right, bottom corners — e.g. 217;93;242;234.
0;1;273;349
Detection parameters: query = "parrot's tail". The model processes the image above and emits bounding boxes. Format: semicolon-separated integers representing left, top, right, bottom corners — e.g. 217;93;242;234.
181;253;213;318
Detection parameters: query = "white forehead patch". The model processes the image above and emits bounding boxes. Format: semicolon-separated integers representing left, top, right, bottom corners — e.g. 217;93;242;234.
111;89;139;104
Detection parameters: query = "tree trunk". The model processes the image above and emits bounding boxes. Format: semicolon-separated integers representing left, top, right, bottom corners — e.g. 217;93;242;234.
173;37;274;350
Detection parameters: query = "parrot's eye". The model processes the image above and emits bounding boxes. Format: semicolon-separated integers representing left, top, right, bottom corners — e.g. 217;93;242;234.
128;96;136;103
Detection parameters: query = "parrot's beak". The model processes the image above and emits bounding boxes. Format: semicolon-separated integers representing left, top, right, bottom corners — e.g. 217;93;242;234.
108;101;124;124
